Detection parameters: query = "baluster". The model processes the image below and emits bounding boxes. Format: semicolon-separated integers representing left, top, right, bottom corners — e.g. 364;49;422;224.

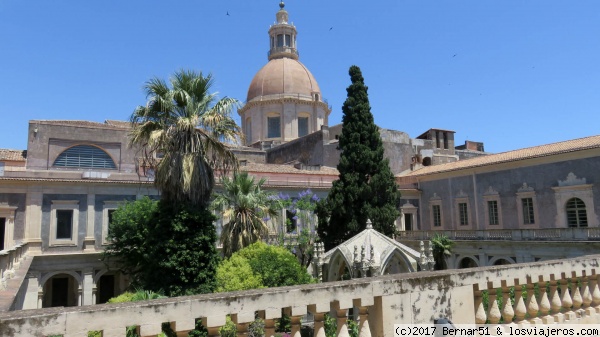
290;316;302;337
571;274;583;317
526;283;540;323
560;276;575;321
313;313;326;337
513;283;527;323
582;273;593;315
264;319;276;337
501;282;514;323
474;289;487;324
488;289;502;324
336;308;350;337
591;271;600;313
358;306;371;337
549;278;563;323
538;280;552;323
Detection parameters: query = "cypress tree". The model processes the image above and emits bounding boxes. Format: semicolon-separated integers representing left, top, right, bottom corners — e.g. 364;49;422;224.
316;65;400;250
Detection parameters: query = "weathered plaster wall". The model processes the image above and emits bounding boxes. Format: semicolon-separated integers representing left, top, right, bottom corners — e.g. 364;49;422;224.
0;193;26;241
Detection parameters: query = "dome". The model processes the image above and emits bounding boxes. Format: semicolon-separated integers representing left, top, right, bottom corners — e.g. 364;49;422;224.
246;58;322;102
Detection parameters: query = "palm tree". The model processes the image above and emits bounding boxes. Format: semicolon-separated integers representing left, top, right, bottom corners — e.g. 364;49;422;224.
130;69;242;206
212;172;282;257
431;233;455;270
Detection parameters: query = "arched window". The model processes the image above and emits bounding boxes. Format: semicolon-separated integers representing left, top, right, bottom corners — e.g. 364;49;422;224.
566;197;587;227
53;145;116;169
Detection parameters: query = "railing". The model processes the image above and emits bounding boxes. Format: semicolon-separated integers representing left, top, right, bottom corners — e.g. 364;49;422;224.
268;46;299;58
0;243;28;291
396;228;600;241
1;254;600;336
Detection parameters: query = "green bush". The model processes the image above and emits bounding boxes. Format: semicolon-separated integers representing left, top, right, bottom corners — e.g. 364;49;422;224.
216;254;263;292
103;197;220;296
236;242;314;288
219;316;237;337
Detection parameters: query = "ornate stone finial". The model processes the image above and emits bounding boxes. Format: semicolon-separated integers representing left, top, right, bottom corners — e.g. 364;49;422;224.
361;245;366;262
370;244;375;263
279;1;285;9
366;219;373;229
354;245;358;263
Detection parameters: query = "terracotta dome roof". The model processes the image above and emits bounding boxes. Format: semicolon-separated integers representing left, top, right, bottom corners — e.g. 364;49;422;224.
246;58;321;102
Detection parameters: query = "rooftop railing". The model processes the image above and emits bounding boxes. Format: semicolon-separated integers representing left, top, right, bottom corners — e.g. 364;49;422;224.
396;228;600;241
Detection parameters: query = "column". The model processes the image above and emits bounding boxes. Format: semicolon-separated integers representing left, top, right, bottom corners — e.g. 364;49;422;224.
82;268;94;305
358;306;371;337
22;271;41;309
264;319;276;337
25;188;43;253
290;316;301;337
84;193;95;251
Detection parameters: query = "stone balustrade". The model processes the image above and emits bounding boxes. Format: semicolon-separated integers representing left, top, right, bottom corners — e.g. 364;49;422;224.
1;253;600;337
0;243;28;291
397;228;600;241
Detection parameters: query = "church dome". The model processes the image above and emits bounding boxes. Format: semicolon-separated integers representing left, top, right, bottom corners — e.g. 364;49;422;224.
246;57;322;103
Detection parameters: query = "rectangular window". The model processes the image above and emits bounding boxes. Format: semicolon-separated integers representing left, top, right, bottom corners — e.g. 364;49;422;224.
277;34;284;47
285;34;291;47
443;132;449;149
522;198;535;224
488;200;499;225
432;205;441;227
56;210;73;239
267;116;281;138
459;202;468;226
298;117;308;137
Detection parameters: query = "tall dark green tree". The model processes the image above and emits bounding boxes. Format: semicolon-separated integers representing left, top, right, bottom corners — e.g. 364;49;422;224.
317;66;400;250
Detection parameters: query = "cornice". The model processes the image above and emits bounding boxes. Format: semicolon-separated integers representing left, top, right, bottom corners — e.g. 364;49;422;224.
239;98;331;115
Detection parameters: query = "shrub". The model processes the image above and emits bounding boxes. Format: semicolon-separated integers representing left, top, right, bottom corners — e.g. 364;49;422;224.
104;198;220;296
216;254;263;292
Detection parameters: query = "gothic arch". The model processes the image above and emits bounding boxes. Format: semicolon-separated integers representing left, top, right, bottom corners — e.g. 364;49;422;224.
380;248;415;274
327;249;353;282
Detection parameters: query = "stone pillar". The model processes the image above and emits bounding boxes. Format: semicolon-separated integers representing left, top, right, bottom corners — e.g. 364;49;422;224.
25;188;43;253
22;271;41;309
82;268;94;305
84;193;95;252
202;317;225;337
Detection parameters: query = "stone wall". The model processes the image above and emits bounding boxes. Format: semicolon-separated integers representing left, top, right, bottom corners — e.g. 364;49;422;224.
2;254;600;336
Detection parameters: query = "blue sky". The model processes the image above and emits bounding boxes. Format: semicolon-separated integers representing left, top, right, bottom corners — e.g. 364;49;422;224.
0;1;599;153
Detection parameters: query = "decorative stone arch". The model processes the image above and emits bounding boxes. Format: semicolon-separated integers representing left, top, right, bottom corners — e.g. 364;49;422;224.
455;255;479;269
552;173;599;227
380;248;415;274
40;270;82;288
40;271;82;308
327;249;353;282
488;256;516;266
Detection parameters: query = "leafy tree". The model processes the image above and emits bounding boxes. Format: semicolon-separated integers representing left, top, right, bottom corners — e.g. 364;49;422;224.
212;171;281;257
431;234;455;270
129;69;242;207
317;65;400;250
215;254;264;292
104;197;220;296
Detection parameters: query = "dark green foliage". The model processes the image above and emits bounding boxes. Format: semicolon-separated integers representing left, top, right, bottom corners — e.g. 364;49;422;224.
275;314;291;333
248;318;265;337
317;65;400;250
188;320;209;337
103;197;220;296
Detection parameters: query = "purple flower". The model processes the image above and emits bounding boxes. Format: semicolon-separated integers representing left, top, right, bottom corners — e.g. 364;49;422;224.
292;216;298;220
262;217;271;222
278;192;290;200
311;194;320;202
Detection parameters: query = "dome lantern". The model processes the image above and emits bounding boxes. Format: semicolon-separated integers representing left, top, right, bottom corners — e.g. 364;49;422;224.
268;1;298;61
